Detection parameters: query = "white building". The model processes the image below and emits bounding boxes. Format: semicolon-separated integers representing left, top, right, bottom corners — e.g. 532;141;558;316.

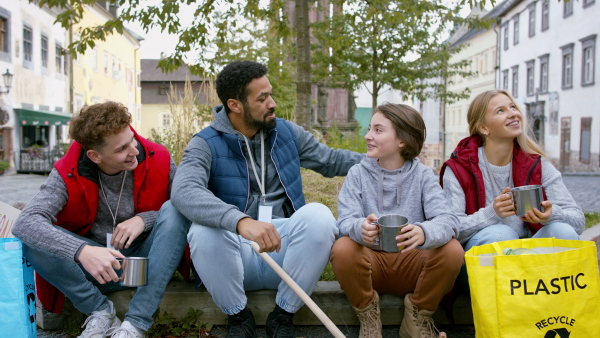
0;0;70;173
498;0;599;172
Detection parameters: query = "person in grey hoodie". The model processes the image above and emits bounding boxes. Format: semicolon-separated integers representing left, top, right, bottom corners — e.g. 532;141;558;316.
171;60;362;338
330;103;463;338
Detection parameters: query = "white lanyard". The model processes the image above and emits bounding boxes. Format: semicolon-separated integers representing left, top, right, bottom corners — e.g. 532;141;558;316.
243;131;266;204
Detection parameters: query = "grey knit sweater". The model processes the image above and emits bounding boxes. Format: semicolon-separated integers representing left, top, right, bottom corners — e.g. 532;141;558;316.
442;147;585;244
12;159;176;261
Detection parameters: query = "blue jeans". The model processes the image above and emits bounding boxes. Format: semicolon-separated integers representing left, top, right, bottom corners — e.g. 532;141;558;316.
458;222;579;293
188;203;338;315
23;201;190;331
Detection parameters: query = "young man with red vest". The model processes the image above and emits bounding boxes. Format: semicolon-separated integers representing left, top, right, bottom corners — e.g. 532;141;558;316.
13;102;190;338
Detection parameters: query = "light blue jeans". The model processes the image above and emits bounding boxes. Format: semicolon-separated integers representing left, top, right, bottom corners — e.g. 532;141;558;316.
23;201;190;331
188;203;338;315
458;222;580;292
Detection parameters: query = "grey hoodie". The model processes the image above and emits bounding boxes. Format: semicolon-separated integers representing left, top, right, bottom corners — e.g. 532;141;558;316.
337;157;460;250
171;105;364;233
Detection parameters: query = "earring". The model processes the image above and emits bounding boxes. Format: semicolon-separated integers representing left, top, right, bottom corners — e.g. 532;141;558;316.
482;132;488;136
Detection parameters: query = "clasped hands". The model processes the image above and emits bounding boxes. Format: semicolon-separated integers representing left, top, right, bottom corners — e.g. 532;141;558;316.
361;214;425;253
77;216;145;284
493;187;553;223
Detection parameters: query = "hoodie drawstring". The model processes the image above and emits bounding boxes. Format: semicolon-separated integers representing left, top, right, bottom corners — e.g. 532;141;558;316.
377;169;402;214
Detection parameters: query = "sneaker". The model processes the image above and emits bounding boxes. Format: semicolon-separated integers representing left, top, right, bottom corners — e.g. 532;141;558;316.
265;308;296;338
77;300;121;338
226;310;257;338
352;291;382;338
106;321;146;338
399;293;446;338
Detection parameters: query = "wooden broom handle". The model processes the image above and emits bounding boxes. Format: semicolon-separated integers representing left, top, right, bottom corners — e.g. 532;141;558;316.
251;241;345;338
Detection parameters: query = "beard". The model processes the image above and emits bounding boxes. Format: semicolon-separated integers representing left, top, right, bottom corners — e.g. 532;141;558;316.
243;103;277;131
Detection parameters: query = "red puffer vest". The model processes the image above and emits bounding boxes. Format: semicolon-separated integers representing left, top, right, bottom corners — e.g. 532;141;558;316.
37;127;175;313
440;135;545;235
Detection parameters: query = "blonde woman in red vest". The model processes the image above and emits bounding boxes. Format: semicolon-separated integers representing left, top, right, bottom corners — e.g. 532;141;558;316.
13;102;191;338
440;90;584;290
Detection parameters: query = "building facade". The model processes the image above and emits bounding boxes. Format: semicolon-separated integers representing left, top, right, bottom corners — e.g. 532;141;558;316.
444;7;498;160
140;59;211;139
498;0;599;172
70;2;143;133
0;0;70;173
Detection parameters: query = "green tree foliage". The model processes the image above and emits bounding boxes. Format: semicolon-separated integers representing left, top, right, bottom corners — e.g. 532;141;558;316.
311;0;485;110
36;0;493;122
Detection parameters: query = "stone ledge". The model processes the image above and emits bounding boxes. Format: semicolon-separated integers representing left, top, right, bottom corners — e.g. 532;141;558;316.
37;281;474;330
107;281;474;326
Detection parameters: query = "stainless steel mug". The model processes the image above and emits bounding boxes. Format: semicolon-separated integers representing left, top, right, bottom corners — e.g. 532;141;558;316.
118;257;149;286
511;185;544;217
373;214;409;252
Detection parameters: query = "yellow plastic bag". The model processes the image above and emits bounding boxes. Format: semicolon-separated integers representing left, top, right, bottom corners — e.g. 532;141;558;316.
465;238;600;338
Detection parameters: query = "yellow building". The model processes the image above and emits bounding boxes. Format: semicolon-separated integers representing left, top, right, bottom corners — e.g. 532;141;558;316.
69;2;143;129
444;8;498;159
139;59;209;139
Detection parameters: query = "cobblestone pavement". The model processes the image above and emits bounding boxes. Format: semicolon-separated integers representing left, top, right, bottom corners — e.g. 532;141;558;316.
1;172;596;337
561;174;600;213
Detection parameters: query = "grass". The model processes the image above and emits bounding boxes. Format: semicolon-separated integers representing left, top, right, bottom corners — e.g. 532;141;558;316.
585;212;600;229
302;169;345;281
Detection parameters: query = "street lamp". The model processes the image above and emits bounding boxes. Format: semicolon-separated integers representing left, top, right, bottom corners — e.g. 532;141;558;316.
0;69;13;95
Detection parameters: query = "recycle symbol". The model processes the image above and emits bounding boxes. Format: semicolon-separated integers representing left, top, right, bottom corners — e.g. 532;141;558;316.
544;328;570;338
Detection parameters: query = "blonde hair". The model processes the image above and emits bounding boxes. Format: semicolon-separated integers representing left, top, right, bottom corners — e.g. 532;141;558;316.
467;89;546;157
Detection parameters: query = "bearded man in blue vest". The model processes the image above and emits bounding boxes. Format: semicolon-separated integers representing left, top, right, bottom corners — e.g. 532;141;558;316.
13;102;191;338
172;60;363;338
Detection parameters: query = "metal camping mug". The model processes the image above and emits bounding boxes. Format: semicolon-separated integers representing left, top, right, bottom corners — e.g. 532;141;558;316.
117;257;149;287
373;214;409;252
511;185;545;217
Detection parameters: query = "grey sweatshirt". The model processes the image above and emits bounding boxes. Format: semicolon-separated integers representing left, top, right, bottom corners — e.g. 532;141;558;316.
337;157;460;250
171;105;364;233
442;147;585;244
12;159;177;261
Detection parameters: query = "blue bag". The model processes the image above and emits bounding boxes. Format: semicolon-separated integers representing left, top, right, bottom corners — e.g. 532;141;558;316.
0;238;36;338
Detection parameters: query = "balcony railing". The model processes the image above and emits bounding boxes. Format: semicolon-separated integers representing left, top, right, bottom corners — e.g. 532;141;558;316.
18;149;64;174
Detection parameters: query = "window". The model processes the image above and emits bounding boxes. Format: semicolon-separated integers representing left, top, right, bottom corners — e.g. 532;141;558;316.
580;117;592;164
503;70;509;90
41;36;48;68
580;35;596;86
91;48;98;72
23;26;33;66
503;22;509;50
162;113;171;127
539;54;549;94
528;3;536;37
526;60;535;96
541;0;549;31
63;52;68;75
561;43;574;89
104;52;109;76
55;43;63;73
0;8;10;62
0;17;5;53
513;13;520;45
512;65;519;98
583;0;595;8
564;0;573;17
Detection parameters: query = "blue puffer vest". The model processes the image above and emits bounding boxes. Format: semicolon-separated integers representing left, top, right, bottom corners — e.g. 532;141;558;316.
196;118;305;214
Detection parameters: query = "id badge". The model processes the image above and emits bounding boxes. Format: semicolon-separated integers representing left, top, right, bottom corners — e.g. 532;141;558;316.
258;203;273;223
106;233;115;250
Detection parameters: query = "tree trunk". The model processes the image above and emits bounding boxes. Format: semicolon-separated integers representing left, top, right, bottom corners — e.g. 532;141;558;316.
371;81;379;113
295;0;312;131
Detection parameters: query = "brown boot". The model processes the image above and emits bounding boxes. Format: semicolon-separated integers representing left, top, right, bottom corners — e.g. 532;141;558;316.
352;291;382;338
399;294;446;338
